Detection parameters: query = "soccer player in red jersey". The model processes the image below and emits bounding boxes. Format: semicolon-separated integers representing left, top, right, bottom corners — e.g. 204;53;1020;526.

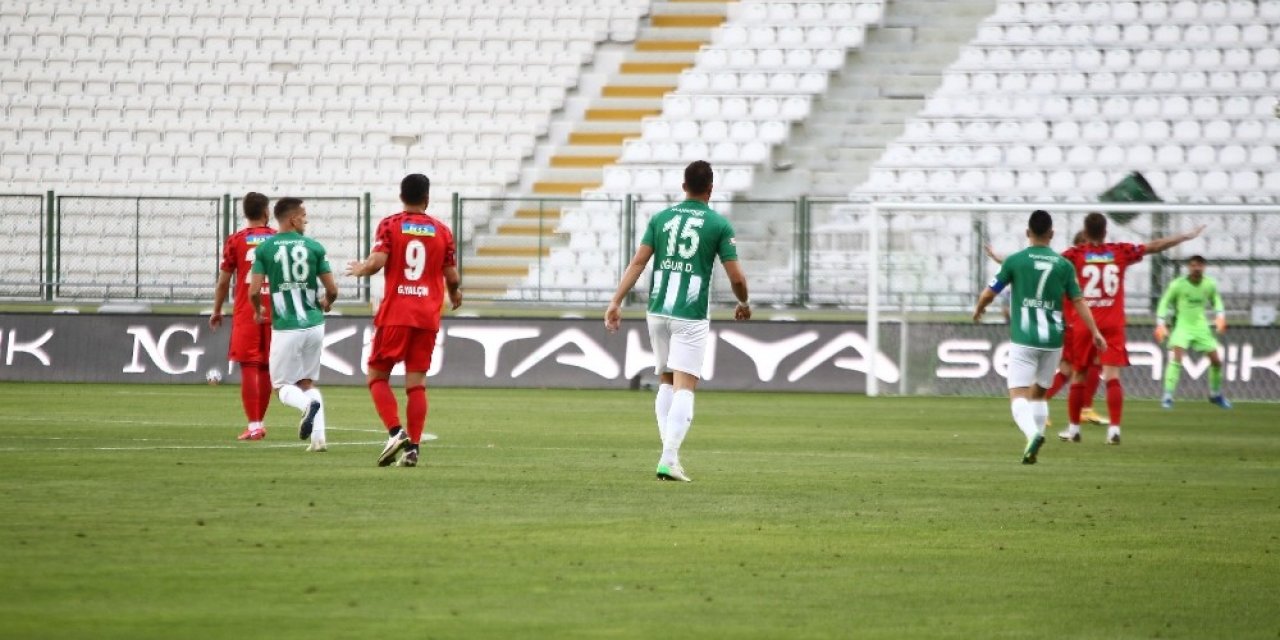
346;174;462;468
209;192;276;441
1058;213;1204;445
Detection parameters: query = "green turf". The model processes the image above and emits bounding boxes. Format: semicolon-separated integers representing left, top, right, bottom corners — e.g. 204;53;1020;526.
0;384;1276;639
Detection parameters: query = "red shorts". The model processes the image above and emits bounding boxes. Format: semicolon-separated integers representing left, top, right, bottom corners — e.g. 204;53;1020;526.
368;325;438;373
1065;323;1130;369
228;319;271;366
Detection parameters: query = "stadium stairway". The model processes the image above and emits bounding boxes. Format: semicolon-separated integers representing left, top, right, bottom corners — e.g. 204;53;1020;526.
462;0;730;297
748;0;996;198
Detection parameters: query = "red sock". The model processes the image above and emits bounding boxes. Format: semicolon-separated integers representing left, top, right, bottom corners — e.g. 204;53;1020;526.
368;378;401;431
239;365;259;423
1082;364;1103;406
1106;378;1124;426
1044;372;1067;400
406;385;427;444
1067;382;1085;424
255;364;272;421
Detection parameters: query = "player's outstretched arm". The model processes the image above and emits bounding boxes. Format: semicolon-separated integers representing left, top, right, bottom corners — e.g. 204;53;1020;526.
1145;224;1206;254
604;244;654;333
983;243;1004;264
1071;296;1107;352
346;252;388;278
722;259;751;321
319;273;339;312
444;265;462;310
210;270;233;330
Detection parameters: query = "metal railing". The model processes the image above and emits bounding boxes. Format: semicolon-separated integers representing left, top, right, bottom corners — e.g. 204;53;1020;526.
0;191;371;303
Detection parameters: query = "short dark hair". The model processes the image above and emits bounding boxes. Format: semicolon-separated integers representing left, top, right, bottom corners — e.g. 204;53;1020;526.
1083;212;1107;242
401;174;430;205
1072;230;1088;245
684;160;713;195
1028;209;1052;237
1188;255;1207;265
274;197;303;219
243;192;269;220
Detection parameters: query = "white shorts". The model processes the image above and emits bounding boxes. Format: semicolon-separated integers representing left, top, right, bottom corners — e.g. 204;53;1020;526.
647;314;710;378
1006;344;1062;390
269;325;324;387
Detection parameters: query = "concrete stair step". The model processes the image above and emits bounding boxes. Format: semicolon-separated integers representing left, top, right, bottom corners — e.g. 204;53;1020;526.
568;131;641;145
584;107;662;121
620;60;696;74
495;218;568;234
552;145;623;157
601;72;681;86
538;168;602;183
637;26;716;41
650;1;732;15
514;207;563;220
550;154;618;168
532;181;601;195
635;40;705;52
463;263;533;278
458;274;528;290
572;121;643;134
651;14;725;27
602;84;675;98
475;247;555;261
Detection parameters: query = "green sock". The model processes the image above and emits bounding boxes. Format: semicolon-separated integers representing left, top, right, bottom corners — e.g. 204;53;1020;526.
1209;365;1223;395
1164;360;1182;395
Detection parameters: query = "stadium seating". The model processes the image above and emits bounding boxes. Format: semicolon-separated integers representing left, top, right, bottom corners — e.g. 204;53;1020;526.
806;0;1280;310
0;0;650;296
516;0;886;301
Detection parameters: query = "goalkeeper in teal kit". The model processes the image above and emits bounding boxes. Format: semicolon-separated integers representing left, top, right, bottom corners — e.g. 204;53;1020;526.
1155;255;1232;409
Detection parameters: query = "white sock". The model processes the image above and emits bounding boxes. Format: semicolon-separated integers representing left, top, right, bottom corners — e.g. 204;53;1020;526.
278;384;311;412
1010;398;1038;440
1031;401;1048;437
304;388;325;440
1108;424;1121;435
249;421;263;432
1066;423;1081;436
662;389;695;466
655;384;674;444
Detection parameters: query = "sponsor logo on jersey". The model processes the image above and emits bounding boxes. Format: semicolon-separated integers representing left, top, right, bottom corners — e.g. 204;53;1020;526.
245;234;272;245
402;223;436;237
1085;251;1115;263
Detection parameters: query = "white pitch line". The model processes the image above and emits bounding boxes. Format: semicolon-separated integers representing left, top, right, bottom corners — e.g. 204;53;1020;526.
0;441;388;452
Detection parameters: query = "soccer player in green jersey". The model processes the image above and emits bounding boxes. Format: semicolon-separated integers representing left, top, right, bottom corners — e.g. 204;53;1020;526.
973;210;1107;464
248;198;339;452
1156;255;1232;409
604;160;751;482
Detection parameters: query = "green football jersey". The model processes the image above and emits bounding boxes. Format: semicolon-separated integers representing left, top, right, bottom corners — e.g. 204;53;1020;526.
251;231;332;331
640;199;738;321
992;245;1081;349
1157;275;1223;332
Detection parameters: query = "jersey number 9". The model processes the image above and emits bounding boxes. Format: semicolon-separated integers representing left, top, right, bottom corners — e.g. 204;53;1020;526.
404;240;427;281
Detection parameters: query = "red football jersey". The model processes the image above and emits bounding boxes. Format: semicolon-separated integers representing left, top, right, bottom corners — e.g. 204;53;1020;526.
372;212;456;330
219;225;276;323
1060;242;1146;329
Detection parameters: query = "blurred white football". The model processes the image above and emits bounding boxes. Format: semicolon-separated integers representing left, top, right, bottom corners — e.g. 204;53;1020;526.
205;368;223;385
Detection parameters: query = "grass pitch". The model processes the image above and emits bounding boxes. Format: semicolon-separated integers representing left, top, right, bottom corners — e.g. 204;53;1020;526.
0;383;1276;639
